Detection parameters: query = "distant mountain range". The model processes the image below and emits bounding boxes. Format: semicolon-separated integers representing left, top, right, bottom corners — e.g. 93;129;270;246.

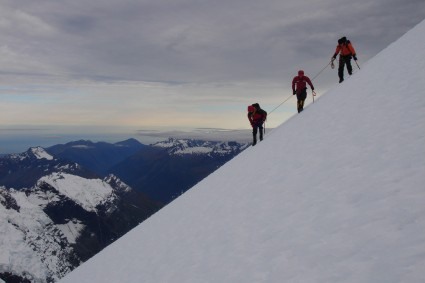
110;138;249;203
0;138;248;282
45;138;249;203
46;139;146;176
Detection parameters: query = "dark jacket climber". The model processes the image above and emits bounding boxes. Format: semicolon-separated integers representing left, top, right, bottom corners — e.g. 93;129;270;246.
292;70;314;113
332;36;358;83
247;103;267;146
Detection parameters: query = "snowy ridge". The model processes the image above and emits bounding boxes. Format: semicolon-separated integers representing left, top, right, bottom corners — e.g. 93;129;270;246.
153;138;249;156
39;173;115;212
31;147;54;160
60;20;425;283
10;146;54;161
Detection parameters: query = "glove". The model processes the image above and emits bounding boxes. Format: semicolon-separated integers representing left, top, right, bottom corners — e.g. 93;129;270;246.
332;55;336;60
293;90;296;95
311;87;314;91
353;55;357;61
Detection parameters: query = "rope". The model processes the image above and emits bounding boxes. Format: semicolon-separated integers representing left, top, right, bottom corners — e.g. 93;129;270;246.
267;94;294;115
311;60;332;81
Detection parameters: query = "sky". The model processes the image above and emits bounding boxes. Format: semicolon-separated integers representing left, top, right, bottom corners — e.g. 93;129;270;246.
1;0;424;147
59;20;425;283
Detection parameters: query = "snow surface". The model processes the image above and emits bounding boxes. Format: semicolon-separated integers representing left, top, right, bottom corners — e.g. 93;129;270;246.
39;173;115;212
31;146;54;160
56;219;85;244
10;146;54;161
60;20;425;283
153;138;249;155
0;188;74;282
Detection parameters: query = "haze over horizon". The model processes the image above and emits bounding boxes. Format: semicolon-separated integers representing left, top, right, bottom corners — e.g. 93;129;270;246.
0;126;254;154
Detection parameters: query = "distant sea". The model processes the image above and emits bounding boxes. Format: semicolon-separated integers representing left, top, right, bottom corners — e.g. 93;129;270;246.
0;126;161;155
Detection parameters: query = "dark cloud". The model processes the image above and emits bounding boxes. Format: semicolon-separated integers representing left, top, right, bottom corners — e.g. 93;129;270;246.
1;0;424;85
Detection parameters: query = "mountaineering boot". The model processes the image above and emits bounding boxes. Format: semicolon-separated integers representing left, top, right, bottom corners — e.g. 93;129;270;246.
339;78;344;83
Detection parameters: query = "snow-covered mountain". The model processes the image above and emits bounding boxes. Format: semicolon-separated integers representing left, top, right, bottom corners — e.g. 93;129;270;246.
60;20;425;283
152;138;249;156
0;146;93;189
0;151;161;283
28;147;54;161
110;138;249;203
41;138;249;204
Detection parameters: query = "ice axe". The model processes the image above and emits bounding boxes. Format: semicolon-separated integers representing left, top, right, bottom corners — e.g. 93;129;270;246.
354;60;361;70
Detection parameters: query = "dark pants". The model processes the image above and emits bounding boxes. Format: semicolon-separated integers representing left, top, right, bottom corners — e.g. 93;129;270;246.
252;123;264;145
296;88;307;113
338;55;353;82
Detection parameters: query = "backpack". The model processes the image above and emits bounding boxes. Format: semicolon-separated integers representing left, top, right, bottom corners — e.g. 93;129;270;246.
257;108;267;121
247;105;256;113
250;103;267;121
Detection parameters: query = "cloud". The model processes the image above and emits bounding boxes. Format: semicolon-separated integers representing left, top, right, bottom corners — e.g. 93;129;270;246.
2;0;425;83
0;0;424;132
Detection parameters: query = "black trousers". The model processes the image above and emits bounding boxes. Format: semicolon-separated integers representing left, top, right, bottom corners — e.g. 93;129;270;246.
252;124;264;145
338;55;353;81
296;88;307;113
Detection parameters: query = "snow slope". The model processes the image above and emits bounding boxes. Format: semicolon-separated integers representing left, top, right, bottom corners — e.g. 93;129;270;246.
60;20;425;283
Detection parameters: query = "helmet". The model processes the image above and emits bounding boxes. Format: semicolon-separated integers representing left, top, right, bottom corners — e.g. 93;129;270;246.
338;36;347;44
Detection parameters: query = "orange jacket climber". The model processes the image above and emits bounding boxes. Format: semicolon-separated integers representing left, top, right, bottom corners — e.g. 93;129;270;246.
331;36;358;83
333;39;356;57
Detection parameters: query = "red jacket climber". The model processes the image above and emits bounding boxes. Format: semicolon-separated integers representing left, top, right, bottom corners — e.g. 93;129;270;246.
247;103;267;146
291;70;314;113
